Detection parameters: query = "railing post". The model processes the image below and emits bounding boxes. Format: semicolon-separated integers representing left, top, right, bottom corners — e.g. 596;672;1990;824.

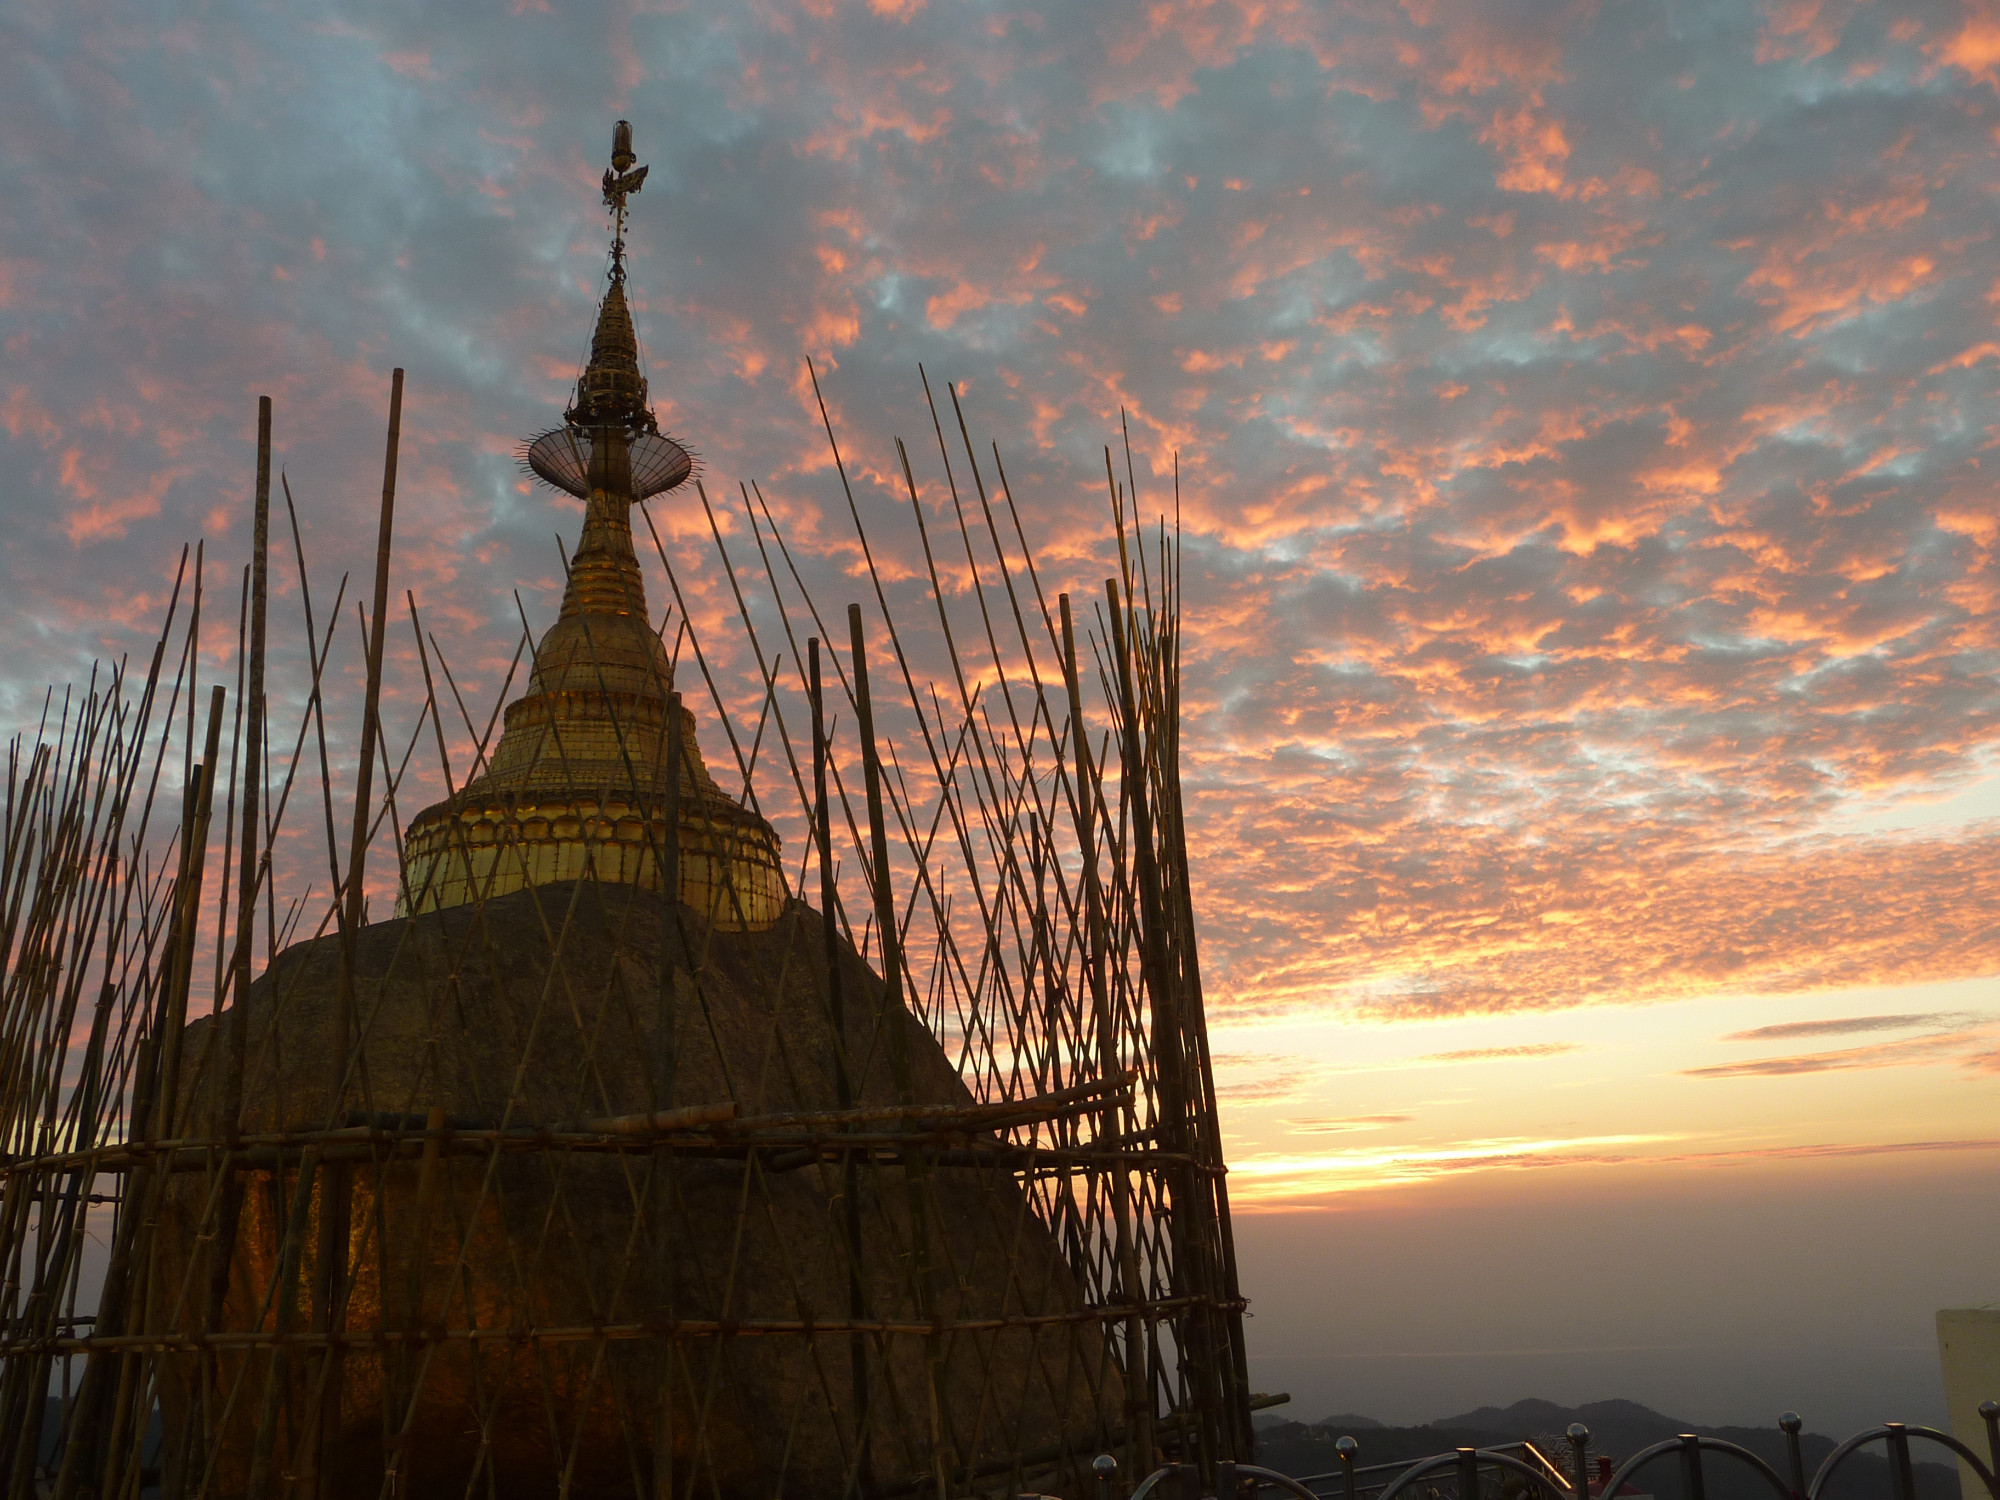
1337;1436;1360;1500
1460;1447;1482;1500
1217;1461;1239;1500
1982;1401;2000;1490
1778;1413;1805;1500
1095;1452;1119;1500
1678;1435;1706;1500
1567;1424;1592;1500
1884;1424;1915;1500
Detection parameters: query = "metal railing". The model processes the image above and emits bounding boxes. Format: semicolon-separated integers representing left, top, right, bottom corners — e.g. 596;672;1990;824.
1087;1399;2000;1500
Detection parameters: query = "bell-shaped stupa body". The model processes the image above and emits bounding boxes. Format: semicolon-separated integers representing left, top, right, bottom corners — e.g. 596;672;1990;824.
399;256;784;929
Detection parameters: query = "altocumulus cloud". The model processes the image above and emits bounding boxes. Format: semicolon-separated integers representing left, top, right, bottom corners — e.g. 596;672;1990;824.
1721;1012;1988;1043
1683;1025;2000;1079
2;0;1998;1029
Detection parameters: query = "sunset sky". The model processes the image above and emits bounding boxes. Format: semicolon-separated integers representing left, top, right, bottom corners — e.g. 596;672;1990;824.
4;0;1999;1433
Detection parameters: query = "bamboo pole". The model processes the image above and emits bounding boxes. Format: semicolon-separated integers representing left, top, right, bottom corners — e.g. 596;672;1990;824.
203;393;272;1466
811;635;873;1495
1061;592;1153;1475
307;366;402;1497
11;1293;1234;1356
49;688;222;1500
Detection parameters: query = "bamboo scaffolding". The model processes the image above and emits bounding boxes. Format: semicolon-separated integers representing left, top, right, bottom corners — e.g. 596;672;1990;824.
0;363;1249;1500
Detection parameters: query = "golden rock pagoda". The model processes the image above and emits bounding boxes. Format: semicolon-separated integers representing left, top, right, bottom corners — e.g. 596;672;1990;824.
398;123;784;929
136;121;1145;1500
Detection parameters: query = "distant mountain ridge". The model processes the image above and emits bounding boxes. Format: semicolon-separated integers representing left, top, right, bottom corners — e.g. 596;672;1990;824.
1256;1396;1960;1500
1433;1398;1695;1448
1315;1411;1386;1430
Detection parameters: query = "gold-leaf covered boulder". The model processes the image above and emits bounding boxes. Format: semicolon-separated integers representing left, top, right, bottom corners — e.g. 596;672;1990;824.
158;883;1118;1497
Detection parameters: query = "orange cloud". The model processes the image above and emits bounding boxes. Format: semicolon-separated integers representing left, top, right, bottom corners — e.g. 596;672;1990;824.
1932;4;2000;86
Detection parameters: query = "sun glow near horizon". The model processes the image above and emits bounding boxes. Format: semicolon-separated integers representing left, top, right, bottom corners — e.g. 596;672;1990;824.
1213;972;2000;1205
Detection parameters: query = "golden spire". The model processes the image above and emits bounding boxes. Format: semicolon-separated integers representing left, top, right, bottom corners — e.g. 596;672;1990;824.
522;120;689;507
399;120;783;929
570;279;649;430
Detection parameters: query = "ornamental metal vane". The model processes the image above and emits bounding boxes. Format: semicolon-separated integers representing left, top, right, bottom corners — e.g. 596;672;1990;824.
602;118;648;285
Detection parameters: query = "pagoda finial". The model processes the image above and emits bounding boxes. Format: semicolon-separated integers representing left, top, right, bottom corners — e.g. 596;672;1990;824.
518;120;692;500
402;112;780;930
602;119;649;286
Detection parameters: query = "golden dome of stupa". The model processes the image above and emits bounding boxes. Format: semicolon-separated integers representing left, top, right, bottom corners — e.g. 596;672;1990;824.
399;139;784;929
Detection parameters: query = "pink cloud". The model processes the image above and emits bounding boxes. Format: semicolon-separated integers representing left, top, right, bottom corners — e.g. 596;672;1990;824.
1932;3;2000;87
2;0;1997;1051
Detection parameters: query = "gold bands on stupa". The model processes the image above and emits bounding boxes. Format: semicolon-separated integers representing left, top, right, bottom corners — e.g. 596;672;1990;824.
399;125;784;930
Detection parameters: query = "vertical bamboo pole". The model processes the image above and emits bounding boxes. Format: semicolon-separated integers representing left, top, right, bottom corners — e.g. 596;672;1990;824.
0;743;70;1500
653;690;683;1500
1163;756;1254;1460
205;393;271;1450
1103;576;1223;1476
1061;594;1152;1476
50;689;223;1500
309;367;402;1496
663;688;683;1038
812;637;871;1496
846;604;950;1496
845;607;911;1097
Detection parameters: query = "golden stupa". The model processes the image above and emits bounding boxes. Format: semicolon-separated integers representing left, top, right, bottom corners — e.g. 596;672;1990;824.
398;125;784;929
148;124;1117;1498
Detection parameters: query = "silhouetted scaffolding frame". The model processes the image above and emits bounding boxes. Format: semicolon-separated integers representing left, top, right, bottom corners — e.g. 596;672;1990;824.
0;366;1253;1500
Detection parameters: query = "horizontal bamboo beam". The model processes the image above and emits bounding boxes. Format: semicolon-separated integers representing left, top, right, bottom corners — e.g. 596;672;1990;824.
3;1293;1249;1357
0;1074;1144;1179
725;1067;1138;1132
0;1133;1200;1181
564;1100;739;1134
